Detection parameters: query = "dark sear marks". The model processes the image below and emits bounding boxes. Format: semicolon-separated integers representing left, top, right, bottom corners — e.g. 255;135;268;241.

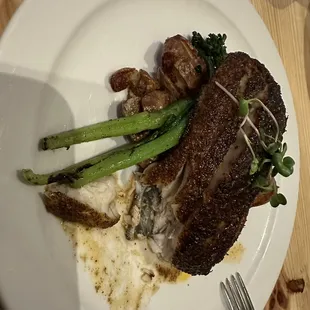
44;190;119;229
22;32;292;278
132;52;287;275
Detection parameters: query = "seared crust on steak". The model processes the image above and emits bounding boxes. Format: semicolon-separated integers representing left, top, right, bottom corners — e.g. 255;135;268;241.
44;191;119;229
172;146;259;274
143;52;287;275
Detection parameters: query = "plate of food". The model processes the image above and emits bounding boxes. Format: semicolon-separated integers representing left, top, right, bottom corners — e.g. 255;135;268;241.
0;0;299;309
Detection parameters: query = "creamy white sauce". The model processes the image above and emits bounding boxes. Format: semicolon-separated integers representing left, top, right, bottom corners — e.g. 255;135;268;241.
62;176;188;310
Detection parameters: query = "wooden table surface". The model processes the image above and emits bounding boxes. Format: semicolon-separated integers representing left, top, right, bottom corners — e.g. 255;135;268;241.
0;0;309;309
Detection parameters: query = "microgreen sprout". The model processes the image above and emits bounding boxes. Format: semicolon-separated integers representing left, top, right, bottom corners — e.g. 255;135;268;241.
249;98;280;142
239;98;249;117
240;128;257;169
214;81;295;208
272;152;295;177
253;175;274;192
254;175;287;207
215;81;239;104
258;158;271;171
270;193;287;208
250;158;260;175
283;156;295;167
267;142;282;155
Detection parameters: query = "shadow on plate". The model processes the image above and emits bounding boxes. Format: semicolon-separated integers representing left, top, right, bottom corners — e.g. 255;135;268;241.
305;3;310;100
0;294;6;310
144;41;164;74
267;0;309;9
0;62;134;309
0;70;79;310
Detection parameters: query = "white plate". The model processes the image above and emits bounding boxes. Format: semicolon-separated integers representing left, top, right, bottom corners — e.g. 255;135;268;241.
0;0;300;309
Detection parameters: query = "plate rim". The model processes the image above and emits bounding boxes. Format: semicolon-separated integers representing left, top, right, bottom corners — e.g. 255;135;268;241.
0;0;300;309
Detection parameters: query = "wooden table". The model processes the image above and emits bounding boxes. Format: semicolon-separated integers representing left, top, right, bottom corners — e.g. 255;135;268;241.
251;1;310;309
1;0;309;309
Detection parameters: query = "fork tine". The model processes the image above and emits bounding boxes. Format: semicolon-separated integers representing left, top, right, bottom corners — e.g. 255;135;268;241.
236;273;255;310
231;274;247;309
225;278;241;310
220;282;234;310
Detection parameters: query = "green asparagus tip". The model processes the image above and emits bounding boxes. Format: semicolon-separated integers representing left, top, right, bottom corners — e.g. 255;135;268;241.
22;169;36;184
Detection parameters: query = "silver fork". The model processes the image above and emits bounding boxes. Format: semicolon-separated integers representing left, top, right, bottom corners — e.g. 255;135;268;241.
220;273;255;310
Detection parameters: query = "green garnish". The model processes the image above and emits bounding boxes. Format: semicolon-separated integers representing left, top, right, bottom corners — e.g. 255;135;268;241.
270;193;287;208
272;153;294;177
191;31;227;77
253;175;274;192
258;158;271;171
250;158;259;175
239;98;249;117
214;82;295;208
266;142;282;155
272;167;278;177
283;156;295;168
282;143;288;156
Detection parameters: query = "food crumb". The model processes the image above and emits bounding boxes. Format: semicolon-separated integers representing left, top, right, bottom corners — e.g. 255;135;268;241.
223;242;245;263
287;279;305;293
80;254;88;262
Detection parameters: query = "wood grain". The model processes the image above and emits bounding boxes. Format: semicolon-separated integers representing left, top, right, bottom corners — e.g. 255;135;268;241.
0;0;309;309
250;1;310;309
0;0;22;34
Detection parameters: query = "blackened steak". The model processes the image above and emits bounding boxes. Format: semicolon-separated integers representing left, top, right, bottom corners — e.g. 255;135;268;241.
140;52;286;275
